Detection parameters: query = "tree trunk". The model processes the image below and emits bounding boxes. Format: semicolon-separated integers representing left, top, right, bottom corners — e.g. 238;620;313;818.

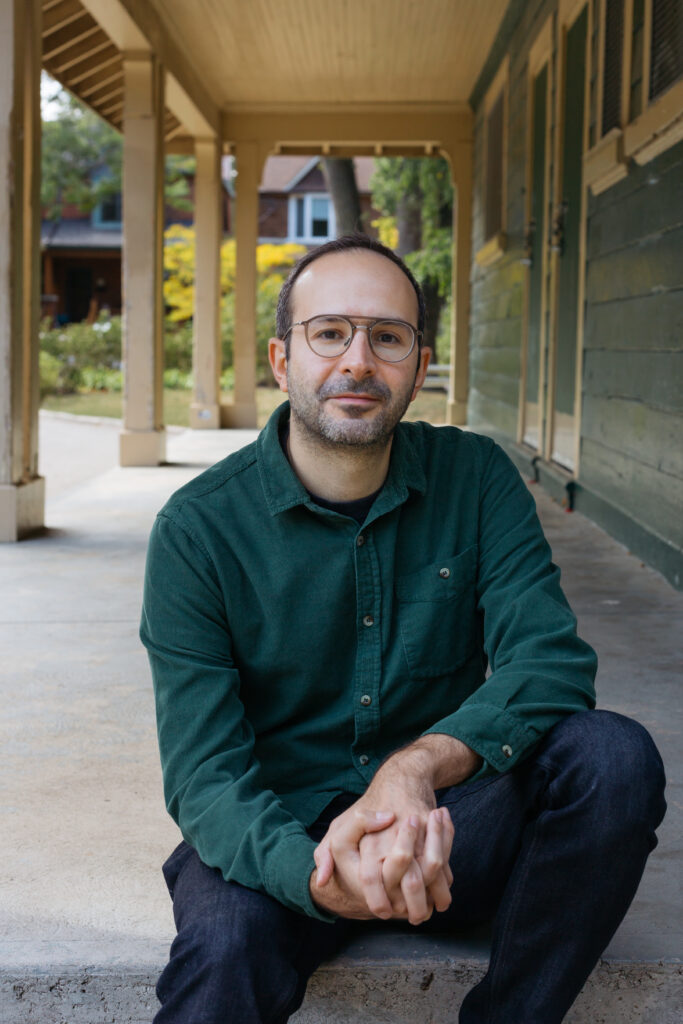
422;278;444;354
395;194;422;257
321;158;364;236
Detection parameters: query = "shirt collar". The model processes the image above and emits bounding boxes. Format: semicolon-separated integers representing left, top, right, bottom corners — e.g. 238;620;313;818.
257;401;426;519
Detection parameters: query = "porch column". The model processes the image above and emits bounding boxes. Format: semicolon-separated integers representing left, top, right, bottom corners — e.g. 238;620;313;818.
445;145;473;426
221;141;262;428
190;138;221;429
0;0;44;540
119;53;166;466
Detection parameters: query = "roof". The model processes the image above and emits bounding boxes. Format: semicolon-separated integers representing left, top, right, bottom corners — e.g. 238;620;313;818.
258;155;375;194
41;221;122;251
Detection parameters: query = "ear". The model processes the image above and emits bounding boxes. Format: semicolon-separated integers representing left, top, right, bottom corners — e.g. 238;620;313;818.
410;346;432;402
268;337;288;393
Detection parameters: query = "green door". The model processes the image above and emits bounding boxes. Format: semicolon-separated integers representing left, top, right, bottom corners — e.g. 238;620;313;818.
523;61;549;451
551;5;588;470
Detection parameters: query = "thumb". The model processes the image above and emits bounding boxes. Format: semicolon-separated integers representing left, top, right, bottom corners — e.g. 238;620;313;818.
347;808;395;844
313;842;335;886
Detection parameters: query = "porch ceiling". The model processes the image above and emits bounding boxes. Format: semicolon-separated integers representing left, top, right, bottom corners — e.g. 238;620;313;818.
148;0;508;110
43;0;508;143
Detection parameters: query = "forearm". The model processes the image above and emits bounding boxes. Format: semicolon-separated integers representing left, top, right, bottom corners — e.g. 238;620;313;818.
372;732;482;797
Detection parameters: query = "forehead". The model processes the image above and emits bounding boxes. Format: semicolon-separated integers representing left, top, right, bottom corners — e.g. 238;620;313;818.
291;249;418;324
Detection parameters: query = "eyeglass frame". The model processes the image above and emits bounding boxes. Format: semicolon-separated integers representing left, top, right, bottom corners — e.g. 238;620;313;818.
281;314;423;364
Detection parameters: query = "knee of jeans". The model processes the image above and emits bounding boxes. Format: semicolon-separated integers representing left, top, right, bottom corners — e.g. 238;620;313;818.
547;710;666;828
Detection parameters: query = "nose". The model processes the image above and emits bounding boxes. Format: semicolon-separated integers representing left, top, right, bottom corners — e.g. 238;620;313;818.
336;325;377;379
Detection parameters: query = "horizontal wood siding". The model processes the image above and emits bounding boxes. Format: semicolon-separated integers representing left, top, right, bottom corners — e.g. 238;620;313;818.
468;0;553;437
581;139;683;554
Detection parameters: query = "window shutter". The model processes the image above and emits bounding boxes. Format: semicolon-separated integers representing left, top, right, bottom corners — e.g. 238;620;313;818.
602;0;625;133
485;92;504;240
649;0;683;101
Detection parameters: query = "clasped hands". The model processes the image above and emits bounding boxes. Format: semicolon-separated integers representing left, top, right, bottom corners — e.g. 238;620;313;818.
309;743;459;925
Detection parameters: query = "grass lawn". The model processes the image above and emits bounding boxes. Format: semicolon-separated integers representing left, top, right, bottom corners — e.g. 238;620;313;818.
42;386;450;429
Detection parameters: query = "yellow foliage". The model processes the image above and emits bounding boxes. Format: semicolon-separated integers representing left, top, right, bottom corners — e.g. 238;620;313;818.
371;216;398;250
163;226;306;324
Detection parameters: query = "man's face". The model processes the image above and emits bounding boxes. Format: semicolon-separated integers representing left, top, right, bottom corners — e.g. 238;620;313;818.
269;250;430;451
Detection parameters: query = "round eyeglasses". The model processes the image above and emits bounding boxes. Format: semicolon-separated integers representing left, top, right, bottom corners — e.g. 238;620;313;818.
283;314;421;363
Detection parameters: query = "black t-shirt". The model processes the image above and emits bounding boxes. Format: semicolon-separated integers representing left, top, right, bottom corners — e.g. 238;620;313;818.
280;423;382;525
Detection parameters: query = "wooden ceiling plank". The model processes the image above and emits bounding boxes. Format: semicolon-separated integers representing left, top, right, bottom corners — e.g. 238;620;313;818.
42;0;71;13
66;48;119;86
99;97;124;117
42;0;89;36
79;68;123;98
48;35;111;74
43;21;102;61
85;82;123;106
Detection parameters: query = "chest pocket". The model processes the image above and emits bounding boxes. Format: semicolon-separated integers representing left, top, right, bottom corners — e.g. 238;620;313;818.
394;546;478;680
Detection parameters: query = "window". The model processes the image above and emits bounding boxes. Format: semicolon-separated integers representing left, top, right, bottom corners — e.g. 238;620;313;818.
288;194;335;243
96;191;122;226
476;57;509;266
584;0;683;193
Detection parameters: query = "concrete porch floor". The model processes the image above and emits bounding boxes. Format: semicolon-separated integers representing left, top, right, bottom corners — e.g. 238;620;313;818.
0;411;681;1023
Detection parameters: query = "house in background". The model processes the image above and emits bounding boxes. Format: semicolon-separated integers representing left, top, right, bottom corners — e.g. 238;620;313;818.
41;155;376;323
253;155;376;243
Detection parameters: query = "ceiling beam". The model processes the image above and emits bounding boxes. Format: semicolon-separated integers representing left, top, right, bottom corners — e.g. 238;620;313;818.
48;34;111;74
80;0;219;138
223;107;471;150
42;0;88;36
65;48;119;86
43;19;102;61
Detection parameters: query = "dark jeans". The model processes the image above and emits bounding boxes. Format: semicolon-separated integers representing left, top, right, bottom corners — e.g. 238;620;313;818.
154;711;666;1024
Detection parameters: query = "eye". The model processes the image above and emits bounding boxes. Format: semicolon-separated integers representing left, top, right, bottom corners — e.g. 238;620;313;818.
374;330;402;345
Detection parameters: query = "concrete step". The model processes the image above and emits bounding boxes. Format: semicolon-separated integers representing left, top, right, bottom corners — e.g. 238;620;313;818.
2;931;681;1024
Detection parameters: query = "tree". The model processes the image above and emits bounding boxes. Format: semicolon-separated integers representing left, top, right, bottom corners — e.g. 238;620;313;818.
370;158;453;355
321;158;365;236
41;79;192;220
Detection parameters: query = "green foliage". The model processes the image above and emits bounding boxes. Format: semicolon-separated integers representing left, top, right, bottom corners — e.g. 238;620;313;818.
39;313;122;393
41;79;192;220
80;367;123;392
41;85;122;220
370;157;453;298
163;368;192;390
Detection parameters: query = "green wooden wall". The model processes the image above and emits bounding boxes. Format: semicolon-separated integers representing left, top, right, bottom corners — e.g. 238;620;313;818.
580;141;683;577
468;0;683;587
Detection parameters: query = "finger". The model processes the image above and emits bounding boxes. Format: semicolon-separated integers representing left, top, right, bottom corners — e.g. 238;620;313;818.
439;808;455;886
382;817;420;892
358;844;393;919
427;869;453;913
400;859;431;925
420;810;444;886
313;842;335;887
334;808;394;848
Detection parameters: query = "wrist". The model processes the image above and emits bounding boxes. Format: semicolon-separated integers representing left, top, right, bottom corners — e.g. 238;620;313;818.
386;734;481;791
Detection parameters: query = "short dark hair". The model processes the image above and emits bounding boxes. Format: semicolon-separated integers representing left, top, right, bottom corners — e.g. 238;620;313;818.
275;234;426;355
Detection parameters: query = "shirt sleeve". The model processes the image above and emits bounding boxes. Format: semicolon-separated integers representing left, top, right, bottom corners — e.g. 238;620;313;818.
423;439;597;773
140;511;333;921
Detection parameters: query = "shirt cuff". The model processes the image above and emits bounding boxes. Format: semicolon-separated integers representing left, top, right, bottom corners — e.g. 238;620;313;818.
422;703;536;773
265;832;337;923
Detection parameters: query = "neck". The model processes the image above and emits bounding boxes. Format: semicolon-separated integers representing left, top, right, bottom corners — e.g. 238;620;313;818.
286;418;392;501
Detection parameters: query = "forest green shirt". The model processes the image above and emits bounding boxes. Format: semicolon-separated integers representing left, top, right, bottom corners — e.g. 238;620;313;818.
141;402;596;920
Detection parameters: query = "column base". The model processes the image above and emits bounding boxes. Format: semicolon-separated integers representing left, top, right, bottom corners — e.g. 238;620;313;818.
446;398;468;426
190;403;221;430
220;401;258;429
0;477;45;541
119;429;166;467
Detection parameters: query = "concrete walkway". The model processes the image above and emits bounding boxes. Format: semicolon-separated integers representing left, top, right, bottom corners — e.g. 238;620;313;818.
1;411;681;1023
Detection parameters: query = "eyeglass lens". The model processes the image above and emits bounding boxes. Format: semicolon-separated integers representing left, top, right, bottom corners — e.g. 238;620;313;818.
305;316;414;362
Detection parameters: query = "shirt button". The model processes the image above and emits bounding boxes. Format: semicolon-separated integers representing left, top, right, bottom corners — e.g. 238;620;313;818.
356;534;365;547
502;744;513;758
363;614;374;627
359;754;370;766
360;694;372;706
439;567;451;579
